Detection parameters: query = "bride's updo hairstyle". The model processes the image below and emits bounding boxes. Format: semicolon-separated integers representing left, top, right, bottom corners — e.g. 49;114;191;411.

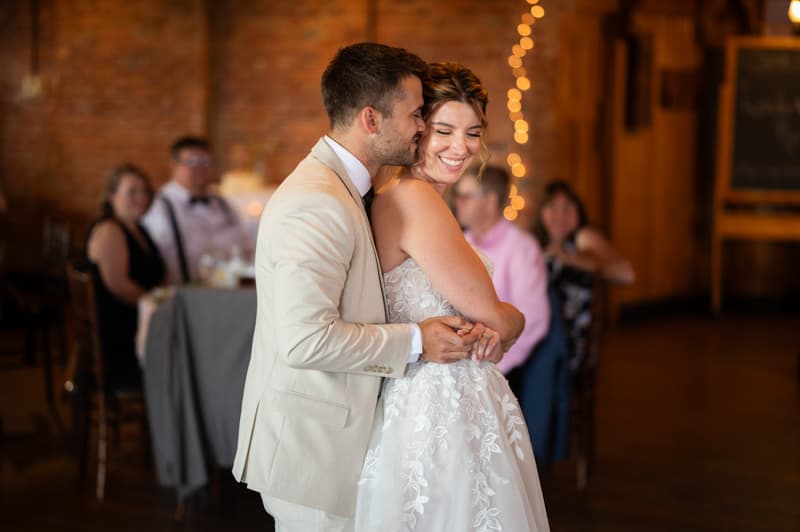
420;62;490;173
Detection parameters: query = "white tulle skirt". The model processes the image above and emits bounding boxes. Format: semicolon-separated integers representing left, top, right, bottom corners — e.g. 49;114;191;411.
355;359;550;532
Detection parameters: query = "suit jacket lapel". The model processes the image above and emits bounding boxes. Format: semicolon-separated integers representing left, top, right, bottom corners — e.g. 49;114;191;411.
310;139;363;206
309;139;389;322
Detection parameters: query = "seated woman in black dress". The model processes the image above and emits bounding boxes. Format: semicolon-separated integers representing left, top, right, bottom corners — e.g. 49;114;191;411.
86;163;165;392
533;180;634;373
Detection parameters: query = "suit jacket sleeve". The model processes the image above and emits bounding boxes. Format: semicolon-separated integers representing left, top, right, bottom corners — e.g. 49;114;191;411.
269;190;413;377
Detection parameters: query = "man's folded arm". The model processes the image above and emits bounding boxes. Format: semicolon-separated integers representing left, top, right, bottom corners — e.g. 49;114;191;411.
270;192;413;376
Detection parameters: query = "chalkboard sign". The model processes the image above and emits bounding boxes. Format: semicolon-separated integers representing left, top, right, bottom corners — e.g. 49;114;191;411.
712;39;800;314
716;38;800;204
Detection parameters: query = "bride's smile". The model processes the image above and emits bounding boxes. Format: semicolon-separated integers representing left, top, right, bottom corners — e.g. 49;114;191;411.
417;100;483;187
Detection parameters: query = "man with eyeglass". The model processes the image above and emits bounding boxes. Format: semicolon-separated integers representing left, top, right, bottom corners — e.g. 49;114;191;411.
142;136;250;284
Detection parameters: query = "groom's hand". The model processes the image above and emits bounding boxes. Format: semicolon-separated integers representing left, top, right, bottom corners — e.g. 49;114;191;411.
418;316;477;364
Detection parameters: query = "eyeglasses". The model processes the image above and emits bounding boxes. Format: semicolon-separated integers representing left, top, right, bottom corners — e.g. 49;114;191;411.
179;156;212;168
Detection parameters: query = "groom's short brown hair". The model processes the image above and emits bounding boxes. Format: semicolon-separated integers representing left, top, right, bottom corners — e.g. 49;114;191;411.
321;42;428;131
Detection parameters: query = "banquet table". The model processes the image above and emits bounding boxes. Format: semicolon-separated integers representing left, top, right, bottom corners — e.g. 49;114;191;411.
143;286;256;498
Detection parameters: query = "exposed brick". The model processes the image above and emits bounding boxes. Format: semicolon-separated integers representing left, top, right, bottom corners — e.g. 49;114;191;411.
1;0;567;268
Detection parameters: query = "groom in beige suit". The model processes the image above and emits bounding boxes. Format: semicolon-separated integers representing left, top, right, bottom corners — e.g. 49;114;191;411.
233;43;481;532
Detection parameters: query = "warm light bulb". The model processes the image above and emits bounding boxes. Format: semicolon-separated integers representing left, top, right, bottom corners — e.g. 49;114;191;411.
510;183;519;196
509;2;538;181
790;0;800;24
504;206;519;221
511;196;526;210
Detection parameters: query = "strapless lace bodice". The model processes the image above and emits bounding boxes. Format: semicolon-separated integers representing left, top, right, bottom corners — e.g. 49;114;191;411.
358;253;550;531
383;253;492;324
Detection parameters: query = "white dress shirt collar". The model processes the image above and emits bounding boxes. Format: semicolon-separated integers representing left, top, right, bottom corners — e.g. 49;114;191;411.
163;180;193;203
323;135;372;197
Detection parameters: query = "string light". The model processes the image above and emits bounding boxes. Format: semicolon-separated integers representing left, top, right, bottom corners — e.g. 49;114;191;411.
503;206;519;221
504;1;544;221
507;100;522;113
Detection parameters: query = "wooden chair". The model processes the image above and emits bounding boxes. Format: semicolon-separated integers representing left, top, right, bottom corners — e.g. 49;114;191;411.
571;279;606;490
1;219;71;423
65;260;147;502
572;359;596;490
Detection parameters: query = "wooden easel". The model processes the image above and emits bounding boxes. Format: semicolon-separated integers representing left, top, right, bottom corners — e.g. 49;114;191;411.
711;37;800;313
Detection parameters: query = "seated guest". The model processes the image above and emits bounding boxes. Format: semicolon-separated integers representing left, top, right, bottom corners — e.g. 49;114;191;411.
533;180;635;372
86;163;165;391
142;136;251;284
453;165;549;374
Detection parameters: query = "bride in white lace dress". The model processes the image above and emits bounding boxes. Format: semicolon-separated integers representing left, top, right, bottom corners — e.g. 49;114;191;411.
355;63;550;531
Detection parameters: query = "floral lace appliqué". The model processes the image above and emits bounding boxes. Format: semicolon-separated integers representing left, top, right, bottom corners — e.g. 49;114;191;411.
357;253;539;532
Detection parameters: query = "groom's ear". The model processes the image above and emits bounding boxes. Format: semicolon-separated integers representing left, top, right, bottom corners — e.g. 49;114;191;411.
359;106;381;135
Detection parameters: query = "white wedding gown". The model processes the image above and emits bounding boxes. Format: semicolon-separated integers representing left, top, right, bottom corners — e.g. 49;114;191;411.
355;255;550;532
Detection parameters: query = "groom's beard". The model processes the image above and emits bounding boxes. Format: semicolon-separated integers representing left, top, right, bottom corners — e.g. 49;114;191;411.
373;132;420;167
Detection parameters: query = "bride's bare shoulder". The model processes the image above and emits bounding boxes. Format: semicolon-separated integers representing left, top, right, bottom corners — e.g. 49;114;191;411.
382;176;447;212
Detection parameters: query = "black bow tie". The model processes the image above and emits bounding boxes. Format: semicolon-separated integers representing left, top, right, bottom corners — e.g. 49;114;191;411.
362;187;375;222
189;195;211;206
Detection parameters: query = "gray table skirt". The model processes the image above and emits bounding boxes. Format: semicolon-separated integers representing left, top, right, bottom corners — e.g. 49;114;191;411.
144;287;256;498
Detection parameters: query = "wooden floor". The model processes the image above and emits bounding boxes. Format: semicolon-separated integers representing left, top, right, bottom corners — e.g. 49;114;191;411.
1;312;798;531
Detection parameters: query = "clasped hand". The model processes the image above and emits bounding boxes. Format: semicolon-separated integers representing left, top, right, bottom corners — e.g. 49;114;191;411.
418;316;503;364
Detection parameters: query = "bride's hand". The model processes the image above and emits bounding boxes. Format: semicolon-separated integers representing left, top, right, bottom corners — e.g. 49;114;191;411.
467;324;501;362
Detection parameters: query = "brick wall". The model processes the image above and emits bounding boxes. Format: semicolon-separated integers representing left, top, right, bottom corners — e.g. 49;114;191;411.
1;0;208;268
0;0;568;269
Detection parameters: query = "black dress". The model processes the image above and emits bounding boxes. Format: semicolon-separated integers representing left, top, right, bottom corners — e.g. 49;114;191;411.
86;217;165;392
546;234;595;373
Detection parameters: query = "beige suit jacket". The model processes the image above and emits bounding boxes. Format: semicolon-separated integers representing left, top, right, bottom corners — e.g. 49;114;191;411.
232;138;414;517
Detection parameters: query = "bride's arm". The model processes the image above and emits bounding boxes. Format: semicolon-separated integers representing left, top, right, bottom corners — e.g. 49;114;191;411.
386;179;524;347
